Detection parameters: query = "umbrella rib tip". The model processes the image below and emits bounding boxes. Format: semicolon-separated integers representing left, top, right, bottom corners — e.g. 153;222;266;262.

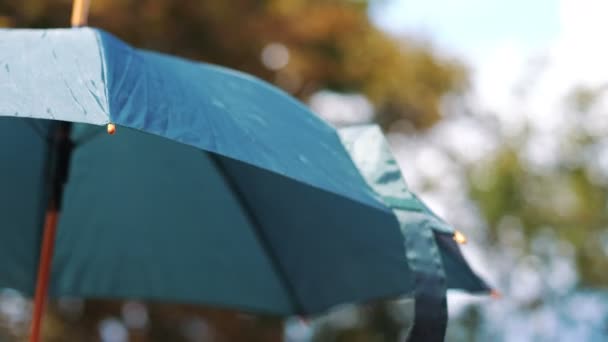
107;123;116;135
453;230;467;244
490;289;502;299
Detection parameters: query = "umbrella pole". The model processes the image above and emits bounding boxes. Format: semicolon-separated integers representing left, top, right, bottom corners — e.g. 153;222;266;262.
29;2;91;340
29;204;58;342
71;0;91;27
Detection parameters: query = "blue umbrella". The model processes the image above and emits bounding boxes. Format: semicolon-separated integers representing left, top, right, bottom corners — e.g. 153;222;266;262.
0;21;416;342
339;125;491;341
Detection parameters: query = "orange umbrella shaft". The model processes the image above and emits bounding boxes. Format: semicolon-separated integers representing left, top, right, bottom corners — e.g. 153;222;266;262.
29;208;59;342
29;0;90;337
71;0;91;27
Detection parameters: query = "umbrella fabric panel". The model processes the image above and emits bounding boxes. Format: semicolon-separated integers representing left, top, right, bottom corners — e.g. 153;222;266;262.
338;125;454;233
218;156;415;315
434;232;490;293
0;29;109;125
336;125;430;216
339;125;447;341
338;125;489;292
51;125;294;315
0;118;52;294
97;30;387;214
0;27;390;220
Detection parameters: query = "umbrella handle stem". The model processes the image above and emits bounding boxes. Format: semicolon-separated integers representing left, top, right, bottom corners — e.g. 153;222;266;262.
71;0;91;27
29;209;59;342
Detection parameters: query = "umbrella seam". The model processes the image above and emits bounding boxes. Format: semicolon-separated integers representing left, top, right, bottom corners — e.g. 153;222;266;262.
92;29;111;120
209;155;304;315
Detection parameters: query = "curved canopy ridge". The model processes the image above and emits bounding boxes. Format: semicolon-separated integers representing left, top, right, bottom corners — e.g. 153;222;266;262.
0;27;386;213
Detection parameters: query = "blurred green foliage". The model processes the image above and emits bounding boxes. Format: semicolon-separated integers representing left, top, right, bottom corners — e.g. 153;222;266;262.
469;88;608;288
452;81;608;339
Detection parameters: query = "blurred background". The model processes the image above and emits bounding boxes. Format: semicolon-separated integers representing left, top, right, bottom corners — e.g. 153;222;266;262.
0;0;607;341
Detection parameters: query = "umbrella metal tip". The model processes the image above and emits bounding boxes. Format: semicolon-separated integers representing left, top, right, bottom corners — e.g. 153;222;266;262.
490;289;502;299
453;230;467;244
107;123;116;135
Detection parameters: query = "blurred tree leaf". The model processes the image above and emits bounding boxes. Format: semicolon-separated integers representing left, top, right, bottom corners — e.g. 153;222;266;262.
468;119;608;288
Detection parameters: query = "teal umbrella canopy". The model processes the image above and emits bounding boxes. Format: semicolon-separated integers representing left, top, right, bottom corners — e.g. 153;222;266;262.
339;125;490;341
338;125;489;293
0;28;416;316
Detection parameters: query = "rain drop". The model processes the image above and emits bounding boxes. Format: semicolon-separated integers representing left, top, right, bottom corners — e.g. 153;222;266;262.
211;98;226;109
